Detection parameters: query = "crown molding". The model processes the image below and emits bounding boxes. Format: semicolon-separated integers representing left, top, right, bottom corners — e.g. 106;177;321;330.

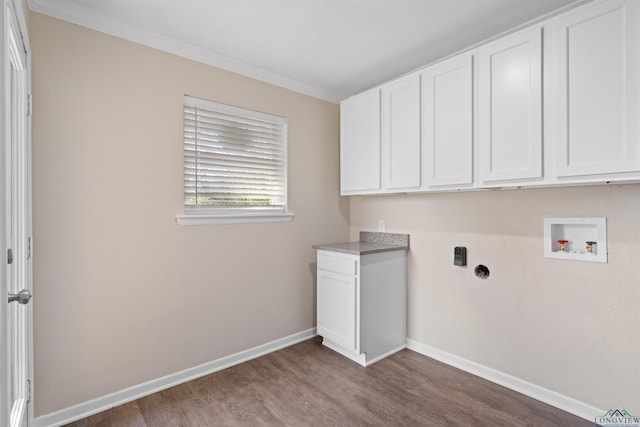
27;0;342;103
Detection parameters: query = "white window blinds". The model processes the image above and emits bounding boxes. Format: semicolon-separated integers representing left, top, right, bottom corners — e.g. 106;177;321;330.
183;95;287;212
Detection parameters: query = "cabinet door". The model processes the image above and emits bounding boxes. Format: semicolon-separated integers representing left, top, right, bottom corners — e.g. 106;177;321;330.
554;0;640;177
421;53;473;188
479;26;542;183
340;89;381;194
317;270;358;352
381;74;421;190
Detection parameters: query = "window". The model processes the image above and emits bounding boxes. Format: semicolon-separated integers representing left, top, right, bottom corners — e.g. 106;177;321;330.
177;96;293;225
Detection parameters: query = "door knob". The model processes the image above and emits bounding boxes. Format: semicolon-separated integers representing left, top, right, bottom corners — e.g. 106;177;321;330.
8;289;32;304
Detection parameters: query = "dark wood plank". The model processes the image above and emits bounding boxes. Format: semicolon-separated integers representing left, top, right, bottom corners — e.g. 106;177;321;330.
135;390;181;426
154;383;216;427
64;337;591;427
193;361;284;426
63;401;145;427
63;409;111;427
108;401;146;427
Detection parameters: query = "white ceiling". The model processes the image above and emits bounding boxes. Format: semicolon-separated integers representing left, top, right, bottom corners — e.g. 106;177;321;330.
28;0;583;103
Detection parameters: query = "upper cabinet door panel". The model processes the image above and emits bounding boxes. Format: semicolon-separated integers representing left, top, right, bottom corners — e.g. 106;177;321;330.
381;74;421;190
340;89;381;194
554;0;640;177
479;26;543;183
421;53;473;188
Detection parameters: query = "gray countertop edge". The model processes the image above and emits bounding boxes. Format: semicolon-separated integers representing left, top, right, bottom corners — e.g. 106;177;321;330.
313;232;410;255
359;231;410;247
313;242;409;255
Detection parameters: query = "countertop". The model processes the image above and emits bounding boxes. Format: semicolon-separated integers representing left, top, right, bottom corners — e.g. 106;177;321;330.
313;232;409;255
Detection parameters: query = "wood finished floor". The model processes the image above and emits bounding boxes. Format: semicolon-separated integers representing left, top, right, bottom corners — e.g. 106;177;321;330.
65;337;590;426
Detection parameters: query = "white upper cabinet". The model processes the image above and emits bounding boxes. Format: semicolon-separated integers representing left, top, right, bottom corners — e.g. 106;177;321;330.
340;0;640;195
340;89;381;194
553;0;640;178
478;26;543;184
421;52;474;188
381;74;421;190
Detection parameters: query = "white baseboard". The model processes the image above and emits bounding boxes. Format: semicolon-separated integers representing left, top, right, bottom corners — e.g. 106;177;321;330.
33;328;317;427
406;338;603;422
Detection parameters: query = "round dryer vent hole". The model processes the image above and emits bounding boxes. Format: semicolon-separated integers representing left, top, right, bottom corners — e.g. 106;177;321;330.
474;265;490;279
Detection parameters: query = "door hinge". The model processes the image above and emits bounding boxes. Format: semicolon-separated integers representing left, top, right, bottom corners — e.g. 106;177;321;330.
27;94;32;116
27;379;31;403
7;248;13;265
27;237;31;260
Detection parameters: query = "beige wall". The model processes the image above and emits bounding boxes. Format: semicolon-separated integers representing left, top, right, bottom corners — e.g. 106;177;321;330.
30;12;348;416
350;184;640;413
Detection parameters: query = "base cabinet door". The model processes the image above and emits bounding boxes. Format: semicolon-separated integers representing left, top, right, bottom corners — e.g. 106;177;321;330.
554;0;640;177
317;269;357;352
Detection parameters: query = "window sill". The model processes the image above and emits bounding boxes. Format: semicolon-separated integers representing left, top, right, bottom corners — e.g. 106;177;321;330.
176;212;294;226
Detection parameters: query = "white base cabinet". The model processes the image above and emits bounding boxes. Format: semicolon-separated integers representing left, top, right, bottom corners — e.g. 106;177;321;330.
317;249;407;366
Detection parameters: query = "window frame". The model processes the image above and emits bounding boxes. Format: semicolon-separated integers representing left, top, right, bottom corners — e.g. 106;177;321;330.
177;95;294;225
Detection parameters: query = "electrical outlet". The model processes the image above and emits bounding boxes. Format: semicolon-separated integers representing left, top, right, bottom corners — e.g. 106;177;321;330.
378;220;385;232
454;246;467;266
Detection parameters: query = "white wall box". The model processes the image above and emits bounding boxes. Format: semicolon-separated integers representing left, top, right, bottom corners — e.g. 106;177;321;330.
316;249;407;366
543;217;607;263
421;52;474;189
340;89;381;194
478;26;543;185
553;0;640;178
381;74;421;190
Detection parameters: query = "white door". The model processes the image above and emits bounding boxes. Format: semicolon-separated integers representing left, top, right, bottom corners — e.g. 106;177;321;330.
478;26;543;184
340;89;381;194
421;52;474;189
381;74;421;190
2;1;33;426
554;0;640;177
317;269;358;352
